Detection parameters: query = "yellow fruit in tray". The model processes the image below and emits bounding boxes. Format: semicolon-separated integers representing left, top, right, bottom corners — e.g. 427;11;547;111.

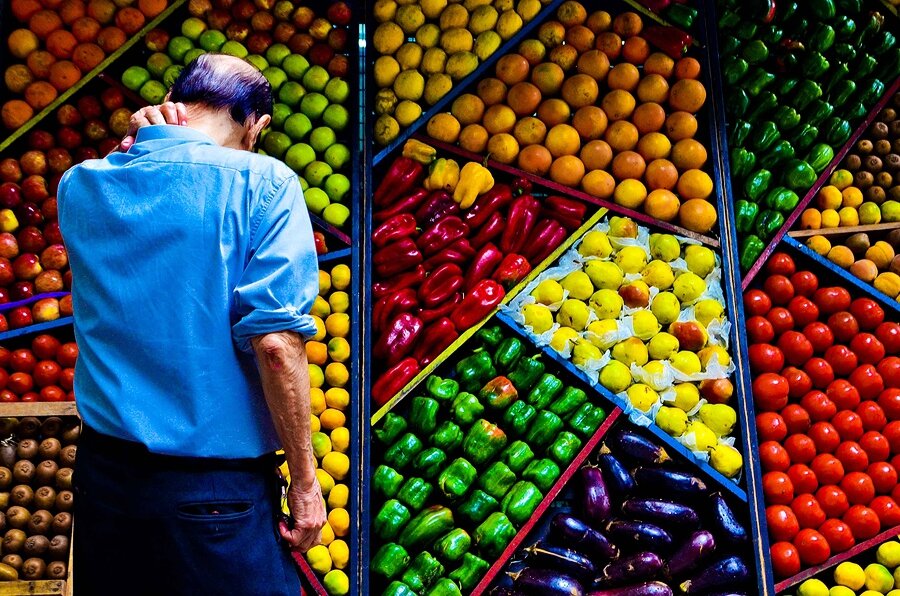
557;299;591;331
699;345;730;369
323;452;350;481
656;406;688;436
396;43;424;70
585;261;623;291
307;341;328;366
699;404;736;436
309;364;325;388
627;384;658;413
632;311;661;341
395;4;426;33
310;415;321;433
424;74;453;105
572;339;602;366
842;186;864;208
441;27;474;54
612;337;649;367
394;70;425;101
686;421;717;451
839;206;859;227
694;299;724;327
532;279;564;305
469;5;498;34
427;112;461;142
329;540;350;570
589;289;623;320
328;484;349;510
373;0;398;22
374;89;398;116
649;234;681;262
615;246;648;274
673;272;706;303
650;292;681;325
587;320;619;350
709;443;742;478
830;168;853;190
619;281;650;309
422;47;447;74
517;0;541;21
671;351;702;375
446;51;478;81
310;388;327;416
642;361;669;391
319;521;335;546
474;31;502;61
806;235;831;256
674;383;700;412
440;4;469;29
867;241;895;269
373;22;404;54
522;303;553;333
642;260;675;290
306;545;332;574
560;271;594;300
323;570;349;596
877;541;900;568
311;296;331;318
648;332;679;360
600;360;632;393
328;507;350;537
684;245;716;277
579;230;613;258
319;270;332;295
325;313;350;338
416;24;441;48
325;387;350;410
865;564;894;593
325;363;349;388
320;409;347;431
550;327;579;352
374;114;400;145
331;427;350;453
421;0;448;19
609;216;638;238
312;432;332;459
834;562;866;590
821;208;840;228
497;9;523;39
316;468;335;495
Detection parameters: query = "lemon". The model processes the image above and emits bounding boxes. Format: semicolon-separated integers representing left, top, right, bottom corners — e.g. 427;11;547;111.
670;351;702;375
328;540;350;571
600;360;632;393
557;299;591;331
421;47;447;74
319;520;335;545
325;387;350;410
835;562;866;590
579;230;613;258
311;432;332;459
311;316;327;341
473;30;501;61
865;564;894;592
632;311;661;341
328;291;349;314
589;289;623;320
309;364;325;388
829;588;857;596
648;332;679;360
673;383;700;411
318;270;332;295
656;406;688;436
330;264;350;290
396;42;423;70
375;114;401;146
374;55;401;88
325;362;349;387
497;8;523;39
550;327;579;352
424;72;454;105
651;292;681;325
310;387;327;415
615;246;648;274
684;245;716;277
311;295;331;318
877;541;900;568
323;452;350;480
331;427;350;453
373;0;398;22
673;272;706;303
560;271;594;300
327;484;349;510
328;507;350;536
320;408;347;431
699;404;737;436
325;313;350;338
709;443;742;477
373;21;405;55
310;414;321;433
627;384;658;412
572;339;602;366
323;569;349;595
649;234;681;262
686;421;717;450
888;590;900;596
327;337;351;363
306;544;332;574
585;261;624;290
395;100;423;127
522;303;553;333
531;279;564;305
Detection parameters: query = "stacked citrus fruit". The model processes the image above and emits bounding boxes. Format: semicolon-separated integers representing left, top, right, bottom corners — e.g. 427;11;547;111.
423;2;717;234
3;0;168;130
370;0;546;146
792;540;900;596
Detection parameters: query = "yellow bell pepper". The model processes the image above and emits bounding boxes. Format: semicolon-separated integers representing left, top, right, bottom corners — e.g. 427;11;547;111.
423;158;461;193
453;161;494;209
402;139;437;164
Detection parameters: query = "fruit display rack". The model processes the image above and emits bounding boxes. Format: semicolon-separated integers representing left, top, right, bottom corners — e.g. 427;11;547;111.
4;0;900;593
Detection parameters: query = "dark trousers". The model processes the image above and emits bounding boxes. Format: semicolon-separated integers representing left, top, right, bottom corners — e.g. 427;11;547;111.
73;426;302;596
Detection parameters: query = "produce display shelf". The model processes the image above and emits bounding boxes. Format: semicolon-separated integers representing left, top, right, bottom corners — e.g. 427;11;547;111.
0;403;78;417
318;247;353;264
293;552;328;596
310;214;352;247
0;579;67;595
620;0;701;39
0;0;188;153
0;317;74;343
789;222;900;239
739;75;900;291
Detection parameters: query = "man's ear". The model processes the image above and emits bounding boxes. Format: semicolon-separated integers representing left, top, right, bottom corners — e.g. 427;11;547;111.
244;114;271;150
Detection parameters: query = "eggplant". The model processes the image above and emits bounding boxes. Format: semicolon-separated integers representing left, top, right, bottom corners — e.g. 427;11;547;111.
582;466;612;524
632;468;708;498
710;493;748;545
597;453;635;497
621;499;699;529
525;543;595;581
549;513;620;560
594;552;664;587
679;556;749;594
606;431;670;465
510;567;584;596
665;531;716;578
605;520;673;553
587;581;673;596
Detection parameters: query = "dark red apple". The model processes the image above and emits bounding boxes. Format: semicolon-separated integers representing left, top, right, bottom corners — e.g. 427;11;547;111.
55;104;82;127
33;361;61;387
0;391;18;403
0;289;10;304
246;32;273;54
40;386;65;402
327;54;348;77
97;138;119;156
288;32;314;54
308;17;331;40
39;245;67;270
0;160;22;183
59;368;75;390
46;148;72;174
40;198;57;221
17;203;43;227
0;233;19;259
0;314;8;333
62;270;72;290
73;147;99;163
0;183;23;209
12;254;42;281
206;9;232;31
100;87;124;111
76;96;102;120
273;22;296;43
291;6;313;29
17;228;45;254
188;0;212;17
308;42;334;66
20;176;48;202
226;21;250;41
27;130;55;151
250;10;274;31
0;258;15;286
57;343;78;367
144;28;170;52
32;298;60;323
327;1;351;26
34;271;63;293
44;223;63;246
10;282;33;301
327;27;348;51
7;372;33;394
7;307;32;330
59;295;72;316
231;0;256;20
19;151;47;176
83;119;109;142
56;127;83;150
32;334;61;360
217;0;236;10
47;173;62;196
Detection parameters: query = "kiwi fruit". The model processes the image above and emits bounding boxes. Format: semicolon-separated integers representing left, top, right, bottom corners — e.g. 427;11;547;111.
34;460;58;486
3;529;26;553
1;555;22;572
877;172;894;189
6;506;30;529
887;154;900;172
15;418;40;439
58;445;76;468
882;108;897;122
0;466;12;490
59;423;80;445
858;139;874;154
866;186;886;204
855;170;875;189
0;492;10;510
15;439;38;461
887;230;900;249
48;535;68;561
0;512;6;534
46;561;66;580
846;233;871;256
51;512;71;536
12;460;34;484
55;491;73;512
10;484;33;507
889;186;900;202
21;557;45;580
872;122;889;139
55;468;72;491
23;535;49;557
33;486;56;510
865;155;884;172
846;154;863;170
39;418;61;439
37;438;60;461
27;510;52;535
876;139;893;156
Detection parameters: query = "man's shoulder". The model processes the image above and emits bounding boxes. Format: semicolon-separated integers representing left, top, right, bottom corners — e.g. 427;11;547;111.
189;145;296;185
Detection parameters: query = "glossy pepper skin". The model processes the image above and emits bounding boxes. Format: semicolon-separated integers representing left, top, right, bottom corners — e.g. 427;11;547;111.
374;189;429;224
725;87;750;119
373;465;405;498
740;235;766;271
759;140;795;170
438;457;478;500
415;191;460;228
451;280;505;330
383;580;416;596
568;404;606;438
722;54;749;85
494;337;524;371
418;216;470;257
375;313;423;366
451;392;485;426
743;170;772;203
376;413;408;445
401;551;444;593
822;117;852;146
385;433;425;470
455;351;496;393
764;187;800;212
742;39;769;63
425;578;461;596
526;373;565;409
413;317;459;367
373;214;418;248
501;480;543;526
410;396;441;435
507;357;546;393
523;219;568;264
448;553;489;591
430;420;464;453
804;99;834;127
373;358;421;407
423;158;460;193
477;325;504;349
503;400;537;436
371;542;410;579
750;121;780;152
501;440;535;473
664;3;696;29
543;196;587;230
730;147;756;180
479;461;517;500
397;476;434;511
549;431;583;465
743;68;776;96
419;293;462;326
465;184;513;229
642;25;692;59
791;80;823;111
735;200;759;235
422;239;475;271
549;386;588;417
526;410;565;449
479;376;518;410
453;162;494;209
747;91;778;122
463;419;508;466
457;489;499;525
465;243;504;292
756;210;785;241
375;238;424;278
500;195;541;254
426;375;459;402
399;505;455;550
373;266;426;300
773;106;801;131
790;125;819;153
493;254;532;289
730;120;752;147
469;211;505;249
373;288;418;334
375;499;411;540
434;528;472;564
402;138;437;164
783;160;817;191
474;512;517;557
523;458;561;493
418;263;464;308
375;157;424;207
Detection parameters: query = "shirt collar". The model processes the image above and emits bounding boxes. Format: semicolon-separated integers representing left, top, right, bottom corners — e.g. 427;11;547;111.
133;125;217;145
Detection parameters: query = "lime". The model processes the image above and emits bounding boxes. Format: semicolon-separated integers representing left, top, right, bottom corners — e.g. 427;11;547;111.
278;81;306;108
162;64;183;87
271;103;291;128
322;569;349;595
324;78;349;104
220;40;248;58
284;143;315;173
829;588;857;596
198;29;226;52
309;126;336;153
283;113;312;141
262;131;291;159
323;173;350;203
146;52;172;79
310;431;331;458
322;104;349;131
180;17;207;40
139;80;167;104
304;188;330;214
121;66;151;92
244;54;268;72
877;541;900;568
323;203;350;228
282;54;310;80
305;161;333;187
182;48;206;66
265;43;291;67
300;92;328;120
262;66;287;92
323;144;350;170
301;65;330;92
167;36;194;63
305;544;332;575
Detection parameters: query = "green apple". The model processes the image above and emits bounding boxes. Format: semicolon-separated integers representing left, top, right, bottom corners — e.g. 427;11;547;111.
284;143;315;173
262;131;292;159
220;41;248;58
122;66;151;91
304;161;332;187
304;187;330;215
299;93;328;120
183;48;206;65
198;29;227;52
245;54;268;72
322;104;348;131
323;78;349;104
301;65;329;92
262;66;287;91
323;173;350;203
162;64;183;87
283;113;312;141
323;143;350;170
322;203;350;228
265;43;292;67
297;176;309;191
146;52;172;79
278;81;306;108
140;80;167;104
309;126;336;153
167;36;194;63
282;54;310;81
181;17;207;41
271;102;292;128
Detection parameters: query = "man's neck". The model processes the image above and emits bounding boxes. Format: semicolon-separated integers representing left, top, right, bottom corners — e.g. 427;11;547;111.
183;108;245;150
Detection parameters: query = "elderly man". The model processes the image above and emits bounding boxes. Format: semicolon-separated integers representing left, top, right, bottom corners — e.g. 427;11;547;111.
58;54;325;594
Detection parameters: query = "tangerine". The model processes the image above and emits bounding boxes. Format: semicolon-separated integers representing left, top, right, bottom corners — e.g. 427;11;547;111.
604;120;639;152
636;73;669;103
483;104;516;134
636;132;671;161
137;0;166;18
530;61;564;95
585;10;612;34
614;178;647;209
674;56;701;79
2;100;34;130
549;155;585;187
487;133;519;164
671;138;708;170
676;169;713;200
612;12;643;38
611;150;646;180
632;102;665;134
86;0;115;24
643;52;674;78
518;39;546;66
11;0;42;22
565;25;595;53
513;116;547;145
679;199;717;233
48;60;81;90
58;0;86;24
46;29;78;59
115;7;145;35
7;29;39;60
669;79;706;113
71;16;101;42
426;113;461;143
536;98;570;127
575;49;610;81
557;1;587;26
607;62;639;91
97;26;125;52
476;77;507;106
595;32;622;60
506;81;542;116
495;53;529;85
29;10;64;39
548;44;578;71
26;50;56;79
580;139;613;170
4;64;34;93
458;124;489;153
537;21;565;48
645;188;680;221
582;169;615;198
622;35;649;64
72;42;104;71
517;144;552;175
572;105;607;140
561;73;598;109
601;89;636;121
665;111;698;141
545;123;581;158
450;93;485;125
645;158;678;190
24;80;58;109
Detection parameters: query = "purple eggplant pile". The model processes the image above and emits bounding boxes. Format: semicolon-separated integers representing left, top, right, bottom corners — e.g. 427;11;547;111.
492;427;754;596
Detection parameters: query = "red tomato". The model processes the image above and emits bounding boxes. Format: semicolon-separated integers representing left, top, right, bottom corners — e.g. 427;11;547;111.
0;348;10;369
878;358;900;389
827;379;861;410
883;421;900;454
793;528;831;565
7;372;32;395
779;331;815;367
816;484;851;517
851;333;887;365
767;253;796;277
851;298;885;330
849;365;885;401
783;367;814;399
803;322;835;354
814;286;852;315
788;296;819;327
763;471;795;505
767;505;800;541
754;373;791;412
825;345;859;377
801;390;838;422
39;386;65;402
870;495;900;527
832;410;865;442
818;518;855;553
0;370;7;391
781;404;812;434
761;441;792;472
8;349;36;373
811;454;845;485
30;334;61;361
59;368;74;391
835;441;870;472
768;307;796;336
765;275;796;306
791;271;819;297
56;343;78;368
757;412;788;443
20;392;38;402
843;504;881;539
31;361;60;388
866;462;898;494
840;471;876;505
745;289;773;317
749;344;785;373
809;422;841;454
877;322;900;355
788;463;819;494
747;316;775;344
785;435;817;465
805;359;835;389
771;542;802;578
0;391;16;403
791;494;827;529
828;311;860;343
860;431;891;463
857;400;888;432
892;482;900;503
878;387;900;418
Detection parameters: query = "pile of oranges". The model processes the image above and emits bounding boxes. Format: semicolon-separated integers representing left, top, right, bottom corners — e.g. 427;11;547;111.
2;0;168;130
424;2;717;234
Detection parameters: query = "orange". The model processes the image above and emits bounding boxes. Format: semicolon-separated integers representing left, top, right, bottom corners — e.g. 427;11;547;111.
426;113;461;143
29;10;64;39
607;63;639;91
575;49;610;81
46;29;78;59
11;0;42;22
632;102;665;134
48;60;81;91
476;77;507;106
530;62;564;95
613;178;647;209
636;132;671;161
97;26;126;52
26;50;56;79
604;120;639;152
581;169;615;198
670;138;708;170
536;98;570;127
679;199;717;233
513;116;547;146
572;106;607;140
560;73;598;109
799;208;823;230
483;104;516;135
537;21;566;48
622;36;649;65
1;100;34;130
86;0;115;23
545;123;580;158
643;52;674;78
24;80;58;109
549;155;585;187
665;111;698;141
137;0;166;18
565;25;595;53
306;341;327;366
580;140;613;171
518;39;546;66
636;73;669;103
548;44;578;71
487;133;519;164
72;42;104;71
7;29;39;60
612;12;643;38
611;150;646;180
458;124;489;153
557;0;587;26
517;144;552;175
645;159;678;190
645;189;680;221
72;16;101;42
676;169;713;200
450;93;485;126
585;10;612;34
595;32;622;61
506;81;542;117
674;57;701;80
600;89;636;121
58;0;86;24
495;54;530;85
4;65;34;94
669;79;706;113
115;7;145;34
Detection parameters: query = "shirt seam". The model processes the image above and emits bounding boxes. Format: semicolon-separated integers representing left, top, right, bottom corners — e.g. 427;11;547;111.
120;156;292;180
250;175;293;245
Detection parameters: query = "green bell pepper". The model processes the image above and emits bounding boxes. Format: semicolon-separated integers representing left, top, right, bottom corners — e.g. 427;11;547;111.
450;392;484;426
773;106;801;131
778;77;799;96
725;87;750;120
500;440;535;473
718;9;741;29
833;15;857;39
756;209;786;240
856;12;884;46
722;55;749;85
783;160;817;191
778;1;799;21
833;42;856;62
809;0;835;19
462;419;508;466
374;465;405;499
801;51;830;79
438;457;478;500
430;420;464;453
872;31;896;56
372;542;411;579
836;0;862;12
402;551;444;593
854;54;878;79
376;413;408;445
567;404;606;438
829;79;856;109
526;373;564;409
503;400;537;436
720;34;742;56
507;357;545;393
764;187;800;212
474;512;517;558
734;200;760;235
426;376;459;402
382;581;416;596
434;528;471;564
375;499;412;540
730;120;753;147
479;376;518;410
425;578;462;596
385;433;425;470
478;461;517;500
860;78;886;106
807;144;834;174
494;337;524;372
758;24;783;45
523;458;561;492
476;325;504;349
457;489;499;525
525;410;564;449
743;67;776;97
663;3;696;29
822;117;852;146
748;91;778;122
456;351;497;393
730;147;757;180
803;100;834;128
845;101;869;122
810;24;835;52
740;235;766;271
826;63;850;93
734;21;758;41
741;39;769;64
549;431;583;465
790;125;819;153
750;121;780;152
759;140;795;170
448;553;489;591
501;480;543;526
548;386;587;417
397;476;434;511
791;80;822;111
410;396;441;435
743;170;772;203
398;505;455;550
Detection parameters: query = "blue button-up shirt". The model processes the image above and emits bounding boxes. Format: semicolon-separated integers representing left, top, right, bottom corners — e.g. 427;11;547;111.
58;125;319;458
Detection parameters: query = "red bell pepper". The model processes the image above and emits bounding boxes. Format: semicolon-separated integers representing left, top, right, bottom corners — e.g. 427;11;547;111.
372;265;426;300
374;238;423;278
314;232;328;255
492;253;531;289
373;189;429;223
374;312;423;365
418;263;464;308
511;177;532;196
373;214;418;248
373;357;420;406
412;317;459;367
499;195;541;254
415;191;460;227
374;157;424;207
419;293;462;325
417;216;469;257
450;279;505;330
523;219;568;264
543;196;587;231
643;25;693;59
465;243;504;291
373;288;418;333
637;0;670;11
421;238;475;270
464;184;513;229
469;211;505;249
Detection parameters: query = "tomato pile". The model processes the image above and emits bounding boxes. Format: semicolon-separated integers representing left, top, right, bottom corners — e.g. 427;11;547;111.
748;251;900;579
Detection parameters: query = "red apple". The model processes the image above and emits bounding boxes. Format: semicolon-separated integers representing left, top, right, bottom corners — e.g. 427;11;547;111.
327;27;348;51
9;349;36;373
40;197;57;221
0;160;22;183
19;151;47;176
20;176;48;202
188;0;212;17
62;270;72;290
670;321;708;351
701;378;735;404
0;183;23;209
59;294;73;316
83;119;109;142
40;386;65;402
76;96;102;120
28;130;55;151
44;223;63;246
0;349;9;368
98;138;119;156
57;343;78;367
231;0;256;20
246;32;273;54
7;307;32;330
56;104;82;127
11;282;33;300
33;361;61;387
34;271;64;293
56;127;83;150
0;315;7;332
0;258;15;286
99;87;123;112
39;244;67;270
17;203;44;227
0;233;19;259
288;32;314;54
144;28;170;52
47;174;62;196
226;21;250;41
46;148;72;174
273;22;296;43
17;228;45;254
32;298;60;323
20;392;37;402
308;42;334;66
73;147;99;163
12;254;42;280
250;10;274;31
7;372;32;394
0;289;9;305
327;2;351;25
291;6;313;29
59;368;75;391
327;54;349;77
206;9;232;31
32;335;61;360
313;231;327;254
309;17;331;40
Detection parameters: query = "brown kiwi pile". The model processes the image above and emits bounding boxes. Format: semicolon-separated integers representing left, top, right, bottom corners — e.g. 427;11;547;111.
843;93;900;204
0;416;78;582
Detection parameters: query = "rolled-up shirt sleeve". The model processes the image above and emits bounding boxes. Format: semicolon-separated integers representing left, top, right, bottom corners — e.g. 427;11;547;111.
232;176;319;352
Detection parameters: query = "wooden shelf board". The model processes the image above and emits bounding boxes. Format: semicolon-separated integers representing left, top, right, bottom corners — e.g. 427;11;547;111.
788;222;900;239
0;402;78;417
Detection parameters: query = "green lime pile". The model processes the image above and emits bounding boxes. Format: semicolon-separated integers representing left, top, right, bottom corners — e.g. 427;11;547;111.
796;541;900;596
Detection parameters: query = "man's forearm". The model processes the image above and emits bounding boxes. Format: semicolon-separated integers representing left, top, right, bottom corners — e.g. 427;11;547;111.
252;331;317;490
